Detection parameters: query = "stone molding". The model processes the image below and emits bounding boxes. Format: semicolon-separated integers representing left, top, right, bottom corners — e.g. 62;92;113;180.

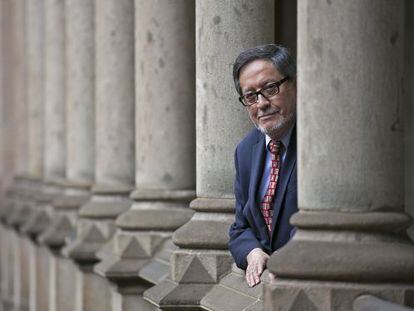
268;210;414;282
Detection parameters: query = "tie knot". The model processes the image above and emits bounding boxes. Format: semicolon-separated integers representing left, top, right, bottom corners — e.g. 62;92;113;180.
269;140;281;155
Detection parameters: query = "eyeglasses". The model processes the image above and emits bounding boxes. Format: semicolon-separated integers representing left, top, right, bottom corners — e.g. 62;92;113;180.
238;76;290;107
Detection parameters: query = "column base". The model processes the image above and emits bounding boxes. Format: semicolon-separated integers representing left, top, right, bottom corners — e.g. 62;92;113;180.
95;192;194;309
266;210;414;310
63;192;132;264
264;279;414;311
144;197;236;310
268;210;414;282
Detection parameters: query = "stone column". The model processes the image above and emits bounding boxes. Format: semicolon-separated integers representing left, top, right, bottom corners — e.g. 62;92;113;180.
64;1;135;310
20;1;66;311
37;0;95;310
265;1;414;310
1;1;31;310
406;0;414;240
0;2;15;309
95;1;195;309
144;1;275;309
7;1;46;310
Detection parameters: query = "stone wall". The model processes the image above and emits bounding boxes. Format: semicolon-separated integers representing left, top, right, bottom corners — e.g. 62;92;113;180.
0;1;413;311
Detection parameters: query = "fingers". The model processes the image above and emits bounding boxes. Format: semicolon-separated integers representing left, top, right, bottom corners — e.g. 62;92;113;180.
245;248;270;287
269;272;276;282
246;262;263;287
245;267;260;287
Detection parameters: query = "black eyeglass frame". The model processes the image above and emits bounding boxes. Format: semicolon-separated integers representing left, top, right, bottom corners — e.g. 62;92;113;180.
238;76;290;107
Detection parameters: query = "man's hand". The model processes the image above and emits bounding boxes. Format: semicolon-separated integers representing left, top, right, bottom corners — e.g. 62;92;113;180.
245;248;269;287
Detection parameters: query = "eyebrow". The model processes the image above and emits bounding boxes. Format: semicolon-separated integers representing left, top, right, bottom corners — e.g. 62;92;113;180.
242;80;278;93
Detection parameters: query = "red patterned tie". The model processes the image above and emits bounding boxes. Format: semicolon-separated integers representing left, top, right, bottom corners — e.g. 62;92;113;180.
260;140;281;233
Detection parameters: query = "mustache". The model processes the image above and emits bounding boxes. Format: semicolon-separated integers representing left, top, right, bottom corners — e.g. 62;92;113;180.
257;107;279;118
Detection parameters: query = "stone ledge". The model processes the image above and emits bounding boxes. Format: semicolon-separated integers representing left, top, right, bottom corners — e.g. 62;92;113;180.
190;197;235;213
144;279;213;310
292;210;412;232
201;264;266;311
172;213;234;249
130;189;195;201
116;202;194;230
263;279;414;311
268;210;414;282
79;199;132;219
52;194;90;211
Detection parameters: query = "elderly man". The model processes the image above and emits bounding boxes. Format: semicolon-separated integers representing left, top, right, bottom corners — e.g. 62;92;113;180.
229;44;297;287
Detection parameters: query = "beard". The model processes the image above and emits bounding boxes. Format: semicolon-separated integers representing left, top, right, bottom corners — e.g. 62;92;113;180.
252;107;296;139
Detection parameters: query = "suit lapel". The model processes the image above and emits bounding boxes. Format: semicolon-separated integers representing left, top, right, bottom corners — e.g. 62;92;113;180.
271;127;297;242
247;133;270;243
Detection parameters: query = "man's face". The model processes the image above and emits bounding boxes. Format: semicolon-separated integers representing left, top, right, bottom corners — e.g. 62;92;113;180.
239;59;296;139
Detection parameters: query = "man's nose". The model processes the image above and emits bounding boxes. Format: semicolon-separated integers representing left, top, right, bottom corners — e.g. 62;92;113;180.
256;93;270;108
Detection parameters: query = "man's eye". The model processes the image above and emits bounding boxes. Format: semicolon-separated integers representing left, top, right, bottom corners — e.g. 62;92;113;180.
244;93;256;100
263;84;278;95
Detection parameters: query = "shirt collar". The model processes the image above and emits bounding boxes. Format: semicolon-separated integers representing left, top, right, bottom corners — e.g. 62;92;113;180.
265;122;295;152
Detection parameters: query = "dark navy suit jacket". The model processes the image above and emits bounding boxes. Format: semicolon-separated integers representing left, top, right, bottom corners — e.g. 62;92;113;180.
228;127;298;270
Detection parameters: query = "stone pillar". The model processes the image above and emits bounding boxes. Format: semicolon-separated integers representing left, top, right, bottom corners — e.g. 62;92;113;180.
37;0;95;310
1;1;31;310
95;1;195;309
11;0;27;180
406;0;414;240
64;0;135;310
21;1;66;311
0;2;15;309
144;1;275;309
265;1;414;310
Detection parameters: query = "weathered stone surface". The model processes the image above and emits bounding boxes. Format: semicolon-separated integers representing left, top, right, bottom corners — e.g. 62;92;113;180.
195;0;274;199
144;278;213;310
28;245;50;311
172;212;234;249
298;0;404;212
20;208;51;239
63;219;113;264
65;0;94;186
265;0;414;308
269;210;414;282
171;250;233;284
189;198;235;213
201;264;267;311
26;0;44;180
94;0;135;189
44;0;66;182
264;280;414;311
406;0;414;241
78;197;132;219
75;269;112;311
138;239;176;285
38;213;74;249
52;192;90;211
353;295;414;311
116;202;194;230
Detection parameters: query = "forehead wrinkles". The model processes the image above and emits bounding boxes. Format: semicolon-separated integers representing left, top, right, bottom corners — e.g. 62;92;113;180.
239;60;281;92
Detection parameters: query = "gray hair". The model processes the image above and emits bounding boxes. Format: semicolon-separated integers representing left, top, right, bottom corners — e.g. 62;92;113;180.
232;44;296;95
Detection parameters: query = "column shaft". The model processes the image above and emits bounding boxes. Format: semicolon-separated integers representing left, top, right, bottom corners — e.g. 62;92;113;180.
96;2;196;310
65;0;95;186
406;0;414;239
44;0;66;182
266;1;414;310
145;1;275;309
27;0;45;180
64;1;135;310
94;0;135;190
